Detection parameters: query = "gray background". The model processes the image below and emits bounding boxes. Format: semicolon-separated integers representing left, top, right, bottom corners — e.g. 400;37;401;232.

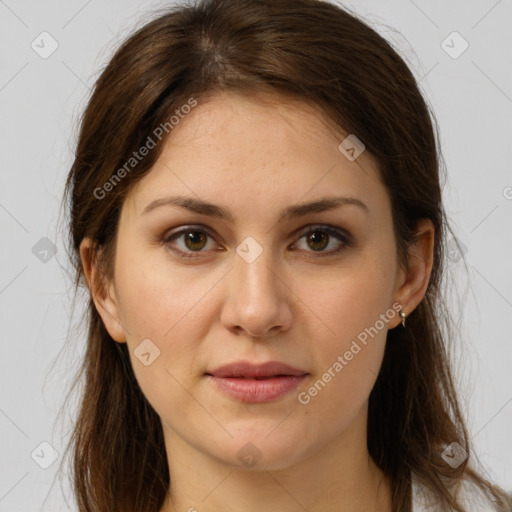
1;0;511;510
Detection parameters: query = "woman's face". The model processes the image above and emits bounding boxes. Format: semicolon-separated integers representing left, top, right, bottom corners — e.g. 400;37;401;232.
89;91;415;471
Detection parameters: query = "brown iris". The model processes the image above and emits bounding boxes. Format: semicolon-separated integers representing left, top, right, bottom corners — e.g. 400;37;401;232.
306;231;329;251
184;231;208;251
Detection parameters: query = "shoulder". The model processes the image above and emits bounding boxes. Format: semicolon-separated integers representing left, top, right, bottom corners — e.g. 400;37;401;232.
411;472;501;512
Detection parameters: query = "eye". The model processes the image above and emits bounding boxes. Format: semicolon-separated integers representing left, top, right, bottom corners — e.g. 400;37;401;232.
162;227;219;258
292;225;352;256
161;224;353;259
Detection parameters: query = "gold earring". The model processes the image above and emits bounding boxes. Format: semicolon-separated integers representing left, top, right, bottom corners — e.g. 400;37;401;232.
400;309;407;328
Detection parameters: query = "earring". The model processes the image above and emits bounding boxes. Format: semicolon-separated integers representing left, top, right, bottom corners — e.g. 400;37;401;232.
400;309;407;328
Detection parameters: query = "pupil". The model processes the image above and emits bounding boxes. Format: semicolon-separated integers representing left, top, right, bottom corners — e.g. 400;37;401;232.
309;231;328;251
185;231;206;250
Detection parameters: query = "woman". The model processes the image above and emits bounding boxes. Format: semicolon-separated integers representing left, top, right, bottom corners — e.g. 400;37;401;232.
60;0;512;510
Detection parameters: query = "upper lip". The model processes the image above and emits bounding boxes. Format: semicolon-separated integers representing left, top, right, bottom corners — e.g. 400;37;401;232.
206;361;308;378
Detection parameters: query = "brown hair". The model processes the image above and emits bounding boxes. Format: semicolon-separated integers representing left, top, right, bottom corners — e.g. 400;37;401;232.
58;0;511;510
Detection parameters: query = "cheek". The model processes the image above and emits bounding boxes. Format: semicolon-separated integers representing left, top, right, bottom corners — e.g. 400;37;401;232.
113;255;215;426
292;254;395;422
295;308;389;444
112;247;218;392
300;248;396;350
114;245;214;342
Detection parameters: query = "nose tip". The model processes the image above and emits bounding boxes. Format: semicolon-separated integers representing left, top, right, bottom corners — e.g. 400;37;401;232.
220;248;292;337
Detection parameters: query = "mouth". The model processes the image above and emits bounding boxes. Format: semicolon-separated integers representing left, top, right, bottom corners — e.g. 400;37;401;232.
205;360;309;403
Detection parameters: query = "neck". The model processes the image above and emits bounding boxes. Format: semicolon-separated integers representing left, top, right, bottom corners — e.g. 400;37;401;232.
159;404;392;512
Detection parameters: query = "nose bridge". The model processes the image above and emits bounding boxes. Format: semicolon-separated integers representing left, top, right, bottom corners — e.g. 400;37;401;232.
220;235;291;336
233;235;280;301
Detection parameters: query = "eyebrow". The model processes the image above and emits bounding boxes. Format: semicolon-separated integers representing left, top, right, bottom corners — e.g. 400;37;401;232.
141;194;369;223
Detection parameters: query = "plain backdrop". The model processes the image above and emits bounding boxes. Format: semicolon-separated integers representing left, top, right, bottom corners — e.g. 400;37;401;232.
1;0;511;510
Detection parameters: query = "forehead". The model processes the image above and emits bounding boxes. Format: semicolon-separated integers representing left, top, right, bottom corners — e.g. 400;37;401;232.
124;91;386;219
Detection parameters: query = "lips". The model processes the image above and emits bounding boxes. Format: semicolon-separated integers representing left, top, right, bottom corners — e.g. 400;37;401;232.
205;361;308;403
206;360;307;379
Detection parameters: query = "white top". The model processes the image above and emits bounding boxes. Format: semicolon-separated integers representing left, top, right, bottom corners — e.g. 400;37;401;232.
412;472;498;511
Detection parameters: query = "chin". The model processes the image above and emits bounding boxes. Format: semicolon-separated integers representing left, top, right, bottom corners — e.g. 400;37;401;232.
210;430;313;472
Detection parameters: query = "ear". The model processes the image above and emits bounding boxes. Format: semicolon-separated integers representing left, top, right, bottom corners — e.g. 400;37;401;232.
79;237;127;343
392;218;435;328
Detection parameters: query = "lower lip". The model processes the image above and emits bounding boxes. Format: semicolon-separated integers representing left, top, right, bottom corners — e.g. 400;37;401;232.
206;375;308;403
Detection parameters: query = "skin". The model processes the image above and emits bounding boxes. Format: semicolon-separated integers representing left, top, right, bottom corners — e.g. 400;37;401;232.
80;91;434;512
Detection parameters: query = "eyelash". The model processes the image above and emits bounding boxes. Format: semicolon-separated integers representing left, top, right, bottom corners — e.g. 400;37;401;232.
160;224;353;260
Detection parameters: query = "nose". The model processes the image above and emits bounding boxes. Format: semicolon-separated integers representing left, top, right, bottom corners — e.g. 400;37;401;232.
219;247;293;338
